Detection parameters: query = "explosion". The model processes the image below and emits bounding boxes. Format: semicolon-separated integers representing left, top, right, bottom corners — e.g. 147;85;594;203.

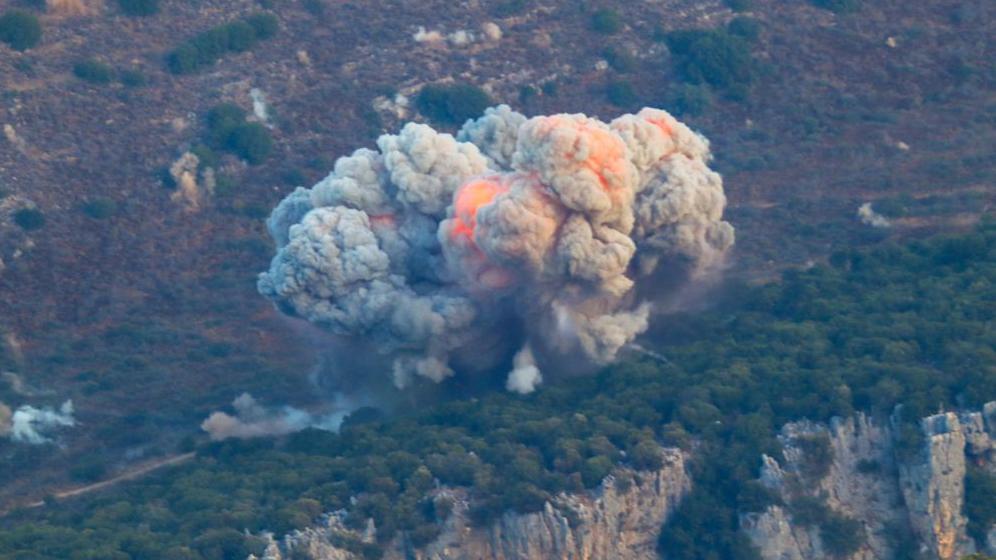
259;106;734;393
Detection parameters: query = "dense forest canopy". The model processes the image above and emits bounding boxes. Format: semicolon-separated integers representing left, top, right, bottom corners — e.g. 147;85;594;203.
1;222;993;559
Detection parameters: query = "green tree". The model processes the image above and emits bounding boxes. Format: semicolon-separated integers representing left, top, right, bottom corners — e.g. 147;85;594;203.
117;0;159;16
0;10;42;51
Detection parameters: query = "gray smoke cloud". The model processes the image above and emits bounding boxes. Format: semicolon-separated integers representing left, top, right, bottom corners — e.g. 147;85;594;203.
259;106;734;392
201;393;353;441
7;400;75;444
857;202;891;228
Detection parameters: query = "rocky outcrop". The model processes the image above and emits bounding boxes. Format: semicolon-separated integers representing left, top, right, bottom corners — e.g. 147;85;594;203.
744;403;996;560
255;448;690;560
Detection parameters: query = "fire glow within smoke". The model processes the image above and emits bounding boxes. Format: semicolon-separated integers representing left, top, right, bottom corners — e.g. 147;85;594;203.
258;106;734;394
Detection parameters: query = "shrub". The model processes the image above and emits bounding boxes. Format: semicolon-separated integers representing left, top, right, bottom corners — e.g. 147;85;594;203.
166;13;278;74
666;28;756;97
82;198;118;219
119;69;147;87
229;124;272;164
73;59;114;84
0;10;42;51
13;208;45;230
725;0;752;11
606;80;637;107
795;433;833;480
602;46;637;73
965;466;996;546
590;9;622;34
667;84;713;116
810;0;859;13
416;83;493;126
727;17;761;42
117;0;158;16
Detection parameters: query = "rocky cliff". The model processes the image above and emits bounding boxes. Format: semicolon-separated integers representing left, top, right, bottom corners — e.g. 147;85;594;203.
743;402;996;560
254;448;690;560
251;404;996;560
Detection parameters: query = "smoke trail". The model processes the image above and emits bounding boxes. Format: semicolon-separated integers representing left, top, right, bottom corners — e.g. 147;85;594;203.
259;106;734;393
8;400;75;444
201;393;356;441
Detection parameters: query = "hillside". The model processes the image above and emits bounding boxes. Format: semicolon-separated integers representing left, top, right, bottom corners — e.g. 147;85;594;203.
0;0;994;522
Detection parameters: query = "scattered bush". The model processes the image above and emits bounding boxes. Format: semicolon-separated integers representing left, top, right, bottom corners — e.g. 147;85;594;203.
0;9;42;51
416;83;493;126
965;466;996;546
117;0;158;16
82;198;118;219
602;46;637;73
727;17;761;42
667;83;713;116
606;80;637;107
590;9;622;34
73;59;114;84
810;0;860;13
666;28;757;98
795;433;833;480
13;208;45;230
167;13;279;74
725;0;753;11
204;104;273;165
119;68;147;87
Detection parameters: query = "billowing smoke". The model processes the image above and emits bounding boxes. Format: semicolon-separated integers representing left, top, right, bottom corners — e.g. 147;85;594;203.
857;202;891;228
6;400;75;444
259;106;734;392
201;393;354;441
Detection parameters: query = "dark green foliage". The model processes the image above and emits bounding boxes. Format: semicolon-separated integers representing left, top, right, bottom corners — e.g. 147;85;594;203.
725;0;753;11
82;198;118;220
416;83;493;126
13;207;44;230
70;457;108;482
964;466;996;546
810;0;860;14
117;0;159;16
2;225;994;558
727;17;761;42
606;80;637;107
119;68;147;87
167;13;279;74
666;28;756;98
228;123;272;164
667;84;713;116
0;9;42;51
491;0;531;17
590;9;622;34
204;104;273;165
602;46;637;73
73;59;114;84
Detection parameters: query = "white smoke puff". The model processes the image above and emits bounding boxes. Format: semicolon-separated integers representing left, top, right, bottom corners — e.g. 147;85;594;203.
413;26;444;43
266;187;314;248
201;393;351;441
570;305;650;364
482;22;502;42
378;123;489;217
858;202;891;228
506;346;541;394
260;106;734;388
448;30;475;47
10;400;75;444
0;402;11;437
310;148;393;215
457;105;527;168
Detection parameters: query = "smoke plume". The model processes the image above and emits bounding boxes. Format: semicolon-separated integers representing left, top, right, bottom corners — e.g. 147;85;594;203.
857;202;891;228
259;106;734;392
201;393;353;441
7;400;75;444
